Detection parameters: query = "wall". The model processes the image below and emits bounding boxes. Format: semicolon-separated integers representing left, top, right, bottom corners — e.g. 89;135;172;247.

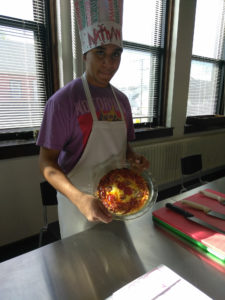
1;0;225;246
1;128;225;247
0;156;58;247
134;130;225;189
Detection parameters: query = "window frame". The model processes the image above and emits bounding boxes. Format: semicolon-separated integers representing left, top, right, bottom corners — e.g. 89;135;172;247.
0;0;56;144
185;0;225;133
0;0;59;159
187;55;225;114
113;0;172;131
185;57;225;134
129;0;174;139
121;41;164;127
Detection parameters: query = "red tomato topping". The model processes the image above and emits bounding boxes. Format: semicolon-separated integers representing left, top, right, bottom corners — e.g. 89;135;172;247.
117;182;126;189
124;187;133;195
107;194;116;203
97;168;149;215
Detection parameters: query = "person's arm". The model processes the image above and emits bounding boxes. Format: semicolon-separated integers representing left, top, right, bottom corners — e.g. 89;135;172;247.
39;146;112;223
126;143;150;171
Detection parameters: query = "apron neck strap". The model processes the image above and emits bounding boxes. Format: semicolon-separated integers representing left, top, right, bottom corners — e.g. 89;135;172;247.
82;73;98;121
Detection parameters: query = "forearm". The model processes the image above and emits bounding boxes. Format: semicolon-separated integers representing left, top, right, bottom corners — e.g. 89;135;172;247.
39;148;83;206
39;146;112;223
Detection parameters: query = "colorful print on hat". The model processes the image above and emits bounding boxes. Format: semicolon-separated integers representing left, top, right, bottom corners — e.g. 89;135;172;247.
74;0;123;54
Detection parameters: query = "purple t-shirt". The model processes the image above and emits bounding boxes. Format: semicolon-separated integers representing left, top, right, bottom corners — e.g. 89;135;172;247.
37;78;135;174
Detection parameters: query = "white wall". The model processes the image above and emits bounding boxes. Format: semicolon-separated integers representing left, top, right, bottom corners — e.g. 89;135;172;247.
1;128;225;247
0;156;58;247
166;0;196;137
133;130;225;189
1;0;225;246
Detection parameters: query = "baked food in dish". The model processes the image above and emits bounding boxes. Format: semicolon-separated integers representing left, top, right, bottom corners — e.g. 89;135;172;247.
97;168;150;216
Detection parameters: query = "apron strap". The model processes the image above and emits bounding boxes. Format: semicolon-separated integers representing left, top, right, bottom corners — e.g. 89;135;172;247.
82;74;98;121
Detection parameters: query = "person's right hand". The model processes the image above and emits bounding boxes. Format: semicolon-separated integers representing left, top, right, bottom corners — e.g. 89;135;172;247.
75;192;113;223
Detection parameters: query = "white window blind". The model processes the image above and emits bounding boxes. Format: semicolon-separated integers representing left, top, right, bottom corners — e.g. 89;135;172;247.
111;0;167;125
0;0;49;133
187;0;225;116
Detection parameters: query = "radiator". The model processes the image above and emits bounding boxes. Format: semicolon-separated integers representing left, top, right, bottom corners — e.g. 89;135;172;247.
134;132;225;189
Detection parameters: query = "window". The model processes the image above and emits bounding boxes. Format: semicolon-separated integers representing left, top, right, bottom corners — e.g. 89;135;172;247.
187;0;225;117
111;0;168;126
10;80;22;99
0;0;52;136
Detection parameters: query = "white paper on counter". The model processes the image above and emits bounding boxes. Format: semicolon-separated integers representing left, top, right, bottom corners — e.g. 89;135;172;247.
107;265;212;300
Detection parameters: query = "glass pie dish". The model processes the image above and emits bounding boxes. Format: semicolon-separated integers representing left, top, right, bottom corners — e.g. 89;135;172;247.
92;159;158;220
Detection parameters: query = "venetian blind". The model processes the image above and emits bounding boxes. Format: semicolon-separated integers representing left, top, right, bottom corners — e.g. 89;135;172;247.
111;0;167;124
187;0;225;116
0;0;49;133
71;0;84;79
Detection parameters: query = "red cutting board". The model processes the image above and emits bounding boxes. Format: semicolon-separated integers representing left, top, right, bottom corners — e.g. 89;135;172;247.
152;189;225;259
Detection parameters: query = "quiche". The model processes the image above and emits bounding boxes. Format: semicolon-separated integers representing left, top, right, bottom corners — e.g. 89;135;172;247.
97;168;150;216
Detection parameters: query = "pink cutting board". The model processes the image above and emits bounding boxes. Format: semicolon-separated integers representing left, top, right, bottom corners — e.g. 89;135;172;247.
152;189;225;258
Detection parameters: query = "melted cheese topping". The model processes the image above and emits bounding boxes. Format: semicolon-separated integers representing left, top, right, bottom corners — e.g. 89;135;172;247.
97;168;150;215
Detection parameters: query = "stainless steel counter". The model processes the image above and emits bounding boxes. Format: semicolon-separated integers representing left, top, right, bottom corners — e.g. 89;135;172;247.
1;178;225;300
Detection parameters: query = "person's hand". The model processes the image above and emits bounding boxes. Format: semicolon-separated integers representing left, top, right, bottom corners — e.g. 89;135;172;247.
75;192;113;223
127;152;150;173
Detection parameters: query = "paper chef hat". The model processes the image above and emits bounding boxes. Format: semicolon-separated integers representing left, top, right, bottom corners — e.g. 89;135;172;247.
74;0;123;54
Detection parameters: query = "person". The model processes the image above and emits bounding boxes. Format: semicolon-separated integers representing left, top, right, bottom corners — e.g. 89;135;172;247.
36;0;149;239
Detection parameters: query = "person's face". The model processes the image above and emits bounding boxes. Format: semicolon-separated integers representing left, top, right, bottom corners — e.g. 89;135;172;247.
84;44;123;87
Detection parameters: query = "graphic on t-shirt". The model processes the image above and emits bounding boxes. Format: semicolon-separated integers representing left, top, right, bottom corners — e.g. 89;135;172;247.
76;96;122;121
99;106;121;121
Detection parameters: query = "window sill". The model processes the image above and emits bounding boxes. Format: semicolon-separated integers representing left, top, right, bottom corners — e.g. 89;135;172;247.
184;115;225;134
184;124;225;134
184;117;225;134
0;127;173;160
0;139;39;160
135;126;173;140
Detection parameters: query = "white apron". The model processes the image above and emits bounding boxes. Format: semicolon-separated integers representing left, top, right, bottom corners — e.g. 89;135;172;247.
57;74;127;238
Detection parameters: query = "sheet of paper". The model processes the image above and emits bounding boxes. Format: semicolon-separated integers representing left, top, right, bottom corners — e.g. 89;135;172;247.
108;265;212;300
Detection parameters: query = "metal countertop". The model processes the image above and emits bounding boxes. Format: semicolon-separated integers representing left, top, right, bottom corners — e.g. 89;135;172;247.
1;178;225;300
